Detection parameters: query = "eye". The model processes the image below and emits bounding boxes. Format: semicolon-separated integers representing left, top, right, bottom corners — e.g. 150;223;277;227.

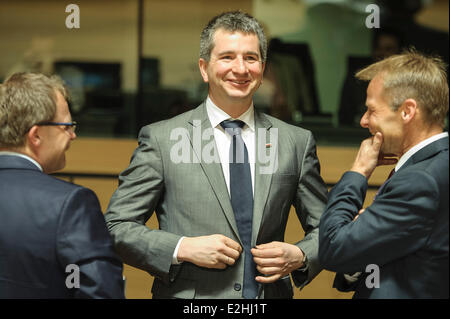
220;55;233;61
245;55;258;63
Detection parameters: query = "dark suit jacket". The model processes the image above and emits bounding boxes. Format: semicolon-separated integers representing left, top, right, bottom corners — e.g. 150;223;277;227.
319;137;449;298
105;103;328;298
0;155;125;298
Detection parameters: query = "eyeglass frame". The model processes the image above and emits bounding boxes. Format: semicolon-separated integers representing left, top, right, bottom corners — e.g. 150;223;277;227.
35;121;77;133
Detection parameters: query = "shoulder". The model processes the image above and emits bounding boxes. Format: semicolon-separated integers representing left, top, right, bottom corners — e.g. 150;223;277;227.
32;173;97;203
139;108;196;138
258;112;313;141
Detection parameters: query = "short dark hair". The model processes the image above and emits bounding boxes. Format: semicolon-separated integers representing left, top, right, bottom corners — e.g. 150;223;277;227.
199;11;267;63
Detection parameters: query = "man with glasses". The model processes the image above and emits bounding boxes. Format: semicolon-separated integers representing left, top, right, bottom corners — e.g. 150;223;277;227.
0;72;124;298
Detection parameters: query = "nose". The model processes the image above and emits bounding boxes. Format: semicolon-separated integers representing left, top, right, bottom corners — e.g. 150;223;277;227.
360;111;369;128
231;56;247;74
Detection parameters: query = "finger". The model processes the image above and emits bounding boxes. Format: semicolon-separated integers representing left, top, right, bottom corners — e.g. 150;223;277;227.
253;256;281;267
372;132;383;150
223;236;243;253
256;265;280;275
255;274;281;284
219;254;236;266
221;245;241;261
214;262;227;270
251;247;283;258
254;241;280;250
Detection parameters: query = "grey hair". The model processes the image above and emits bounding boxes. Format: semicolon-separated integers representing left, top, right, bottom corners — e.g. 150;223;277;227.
199;11;267;63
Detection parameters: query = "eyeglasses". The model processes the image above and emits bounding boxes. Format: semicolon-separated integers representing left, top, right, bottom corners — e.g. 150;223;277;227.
36;121;77;133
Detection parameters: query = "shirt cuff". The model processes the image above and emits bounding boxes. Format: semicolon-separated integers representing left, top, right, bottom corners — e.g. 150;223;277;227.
297;249;308;272
172;236;185;265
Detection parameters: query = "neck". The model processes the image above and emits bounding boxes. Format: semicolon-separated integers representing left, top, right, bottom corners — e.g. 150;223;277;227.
208;94;252;119
400;123;443;157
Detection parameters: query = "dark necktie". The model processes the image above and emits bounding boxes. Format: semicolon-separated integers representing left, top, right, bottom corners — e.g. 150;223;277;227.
220;119;258;299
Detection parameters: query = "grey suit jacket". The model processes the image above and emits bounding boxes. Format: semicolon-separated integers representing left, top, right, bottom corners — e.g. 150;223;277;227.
105;103;327;298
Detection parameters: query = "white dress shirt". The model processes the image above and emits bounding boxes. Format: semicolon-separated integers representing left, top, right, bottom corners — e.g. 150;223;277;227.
172;97;256;264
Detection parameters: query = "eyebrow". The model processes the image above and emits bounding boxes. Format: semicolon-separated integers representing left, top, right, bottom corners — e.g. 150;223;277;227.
217;50;260;57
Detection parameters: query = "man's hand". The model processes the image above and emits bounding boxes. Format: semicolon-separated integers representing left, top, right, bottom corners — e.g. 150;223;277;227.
351;132;397;179
177;234;242;269
251;241;304;284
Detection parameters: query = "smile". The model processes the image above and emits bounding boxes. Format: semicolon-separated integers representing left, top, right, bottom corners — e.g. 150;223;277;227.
228;79;250;85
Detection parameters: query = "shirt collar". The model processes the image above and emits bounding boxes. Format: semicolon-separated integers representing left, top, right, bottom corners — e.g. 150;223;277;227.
0;151;43;171
205;96;255;132
395;132;448;172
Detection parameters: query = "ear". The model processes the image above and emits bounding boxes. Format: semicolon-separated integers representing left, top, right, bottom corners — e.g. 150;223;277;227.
259;61;266;85
27;125;42;149
400;98;417;124
198;58;209;83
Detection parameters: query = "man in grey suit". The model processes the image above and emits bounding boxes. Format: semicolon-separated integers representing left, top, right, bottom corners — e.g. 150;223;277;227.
105;11;327;299
319;50;449;298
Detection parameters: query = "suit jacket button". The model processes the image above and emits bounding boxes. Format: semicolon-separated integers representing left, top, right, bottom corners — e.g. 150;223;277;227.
234;283;241;291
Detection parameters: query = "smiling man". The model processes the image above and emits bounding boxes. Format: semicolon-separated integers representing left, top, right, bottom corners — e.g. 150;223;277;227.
105;11;327;299
319;50;449;298
0;72;124;298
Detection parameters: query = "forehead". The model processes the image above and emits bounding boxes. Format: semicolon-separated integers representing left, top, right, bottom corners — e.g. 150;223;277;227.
366;74;393;108
367;74;385;97
211;29;260;53
54;90;70;118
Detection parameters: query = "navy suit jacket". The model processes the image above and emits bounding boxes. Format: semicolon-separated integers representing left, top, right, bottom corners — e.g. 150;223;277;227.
0;155;125;298
319;137;449;298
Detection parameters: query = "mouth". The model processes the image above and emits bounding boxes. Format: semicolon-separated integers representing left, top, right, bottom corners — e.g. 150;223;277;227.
227;79;251;86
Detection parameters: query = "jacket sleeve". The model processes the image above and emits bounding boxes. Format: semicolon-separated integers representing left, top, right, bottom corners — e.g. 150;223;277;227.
104;125;182;284
319;170;439;274
291;131;328;288
56;187;125;298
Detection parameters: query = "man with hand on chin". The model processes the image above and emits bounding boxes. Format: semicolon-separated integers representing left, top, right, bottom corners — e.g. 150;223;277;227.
319;50;449;298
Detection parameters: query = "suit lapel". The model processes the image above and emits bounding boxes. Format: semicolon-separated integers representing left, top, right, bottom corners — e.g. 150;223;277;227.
252;111;275;245
187;103;241;242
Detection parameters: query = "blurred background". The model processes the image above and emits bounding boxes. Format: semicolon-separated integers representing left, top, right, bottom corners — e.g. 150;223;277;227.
1;0;447;144
1;0;448;299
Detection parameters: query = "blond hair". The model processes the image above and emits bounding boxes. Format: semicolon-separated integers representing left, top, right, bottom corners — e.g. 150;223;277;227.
0;72;68;147
356;49;449;128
